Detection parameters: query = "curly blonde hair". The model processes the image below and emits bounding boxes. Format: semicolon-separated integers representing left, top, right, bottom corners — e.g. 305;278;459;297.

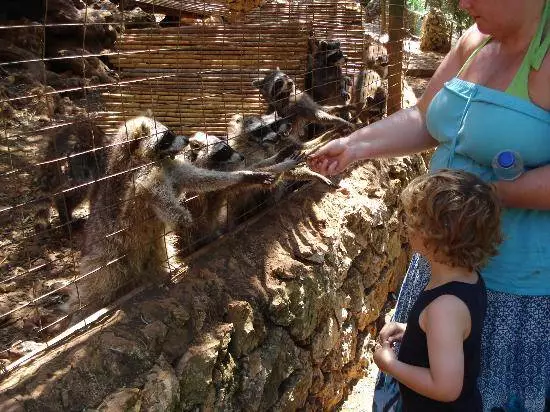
401;169;503;271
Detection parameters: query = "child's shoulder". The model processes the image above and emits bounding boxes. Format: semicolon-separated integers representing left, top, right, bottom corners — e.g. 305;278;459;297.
420;294;472;337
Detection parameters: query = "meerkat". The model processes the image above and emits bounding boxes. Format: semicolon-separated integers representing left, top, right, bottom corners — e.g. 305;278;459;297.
63;117;276;315
33;117;106;234
252;69;355;143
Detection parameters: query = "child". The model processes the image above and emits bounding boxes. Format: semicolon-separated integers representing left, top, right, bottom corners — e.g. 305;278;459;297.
373;169;502;411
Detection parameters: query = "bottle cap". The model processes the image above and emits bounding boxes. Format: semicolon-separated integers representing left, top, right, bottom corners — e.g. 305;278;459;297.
497;151;515;168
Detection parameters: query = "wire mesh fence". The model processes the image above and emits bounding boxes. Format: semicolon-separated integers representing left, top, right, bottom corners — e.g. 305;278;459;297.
0;0;412;374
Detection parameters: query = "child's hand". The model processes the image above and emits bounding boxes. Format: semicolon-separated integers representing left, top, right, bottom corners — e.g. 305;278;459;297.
379;322;406;345
374;340;397;373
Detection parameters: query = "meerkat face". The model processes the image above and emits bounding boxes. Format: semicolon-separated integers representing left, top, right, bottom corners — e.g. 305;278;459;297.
185;132;244;169
252;69;295;102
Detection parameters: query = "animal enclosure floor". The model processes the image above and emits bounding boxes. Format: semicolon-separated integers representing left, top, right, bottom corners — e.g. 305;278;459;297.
338;362;380;411
404;39;447;77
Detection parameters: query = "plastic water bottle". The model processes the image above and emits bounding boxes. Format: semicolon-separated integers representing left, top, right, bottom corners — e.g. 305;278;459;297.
492;150;524;181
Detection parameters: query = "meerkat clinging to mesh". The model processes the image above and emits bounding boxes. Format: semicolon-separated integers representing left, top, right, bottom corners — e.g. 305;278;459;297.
63;117;276;315
252;69;355;142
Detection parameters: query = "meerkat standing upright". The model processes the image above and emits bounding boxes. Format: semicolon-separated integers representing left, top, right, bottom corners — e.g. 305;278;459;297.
64;117;275;315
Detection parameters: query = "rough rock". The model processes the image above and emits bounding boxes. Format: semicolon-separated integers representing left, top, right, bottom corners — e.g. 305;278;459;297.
0;156;426;411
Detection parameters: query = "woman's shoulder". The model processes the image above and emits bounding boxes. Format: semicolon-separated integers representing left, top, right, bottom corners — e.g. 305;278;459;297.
455;24;490;63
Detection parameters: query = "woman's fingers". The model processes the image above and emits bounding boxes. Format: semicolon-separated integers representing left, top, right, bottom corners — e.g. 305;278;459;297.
327;159;340;176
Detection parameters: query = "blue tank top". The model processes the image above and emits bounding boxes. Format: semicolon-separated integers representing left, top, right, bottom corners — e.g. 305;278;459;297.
426;52;550;294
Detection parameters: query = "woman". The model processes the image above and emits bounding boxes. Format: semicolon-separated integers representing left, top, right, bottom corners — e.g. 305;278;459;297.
309;0;550;410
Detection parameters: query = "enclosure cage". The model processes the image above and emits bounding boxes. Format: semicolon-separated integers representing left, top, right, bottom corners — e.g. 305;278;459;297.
0;0;411;374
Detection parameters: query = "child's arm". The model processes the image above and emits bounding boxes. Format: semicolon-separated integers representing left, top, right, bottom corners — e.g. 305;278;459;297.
374;295;471;402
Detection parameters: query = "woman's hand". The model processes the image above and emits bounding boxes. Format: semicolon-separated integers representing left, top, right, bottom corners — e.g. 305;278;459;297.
378;321;407;345
374;340;398;373
307;137;355;176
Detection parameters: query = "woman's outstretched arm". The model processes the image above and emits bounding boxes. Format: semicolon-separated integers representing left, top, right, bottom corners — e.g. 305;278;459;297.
308;25;484;176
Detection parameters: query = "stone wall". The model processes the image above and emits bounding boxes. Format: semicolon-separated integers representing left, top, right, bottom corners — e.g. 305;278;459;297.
0;155;425;411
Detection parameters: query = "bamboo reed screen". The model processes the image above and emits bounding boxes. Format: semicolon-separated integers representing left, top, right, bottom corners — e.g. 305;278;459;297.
102;0;383;135
132;0;264;18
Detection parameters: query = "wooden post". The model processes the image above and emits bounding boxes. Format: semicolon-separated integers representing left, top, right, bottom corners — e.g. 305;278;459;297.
380;0;387;34
386;0;405;115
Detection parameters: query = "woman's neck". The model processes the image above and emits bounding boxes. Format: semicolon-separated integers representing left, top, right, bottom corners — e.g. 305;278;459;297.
496;1;544;54
426;260;477;290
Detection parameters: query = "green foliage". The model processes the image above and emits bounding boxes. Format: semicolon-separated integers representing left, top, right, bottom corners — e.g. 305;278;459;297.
407;0;426;13
406;0;474;35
